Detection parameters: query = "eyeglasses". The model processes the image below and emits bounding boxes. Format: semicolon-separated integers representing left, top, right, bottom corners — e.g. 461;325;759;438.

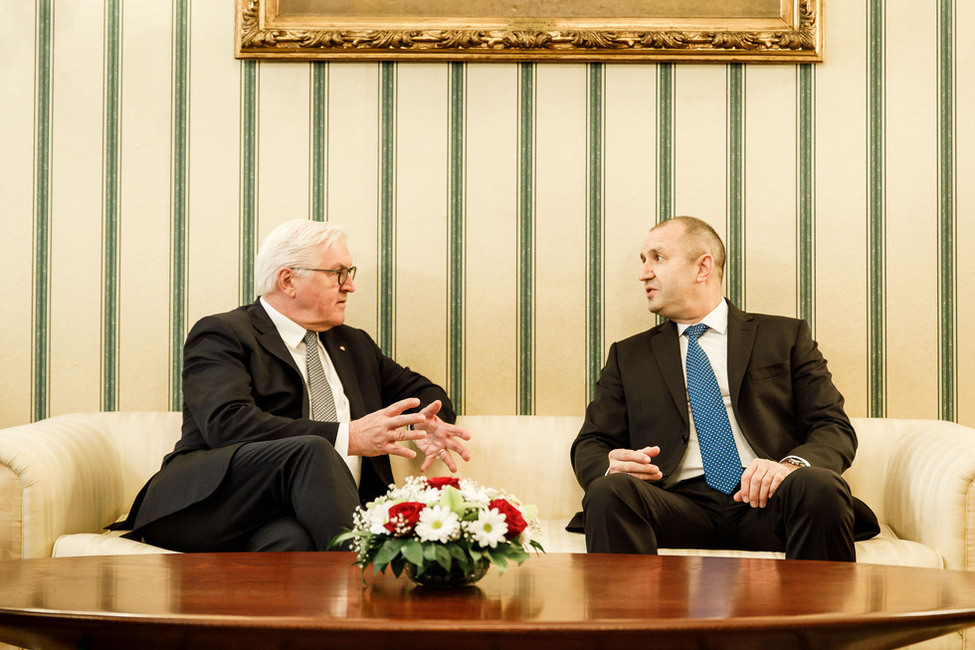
290;266;357;286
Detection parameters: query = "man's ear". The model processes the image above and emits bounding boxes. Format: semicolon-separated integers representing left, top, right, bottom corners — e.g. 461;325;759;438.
276;267;297;297
695;254;715;283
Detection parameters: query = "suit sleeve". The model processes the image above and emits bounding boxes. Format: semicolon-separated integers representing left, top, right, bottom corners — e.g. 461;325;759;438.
180;315;340;451
783;320;857;473
571;342;631;490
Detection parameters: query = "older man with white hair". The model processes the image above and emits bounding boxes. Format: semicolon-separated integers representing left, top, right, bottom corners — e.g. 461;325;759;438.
117;219;470;553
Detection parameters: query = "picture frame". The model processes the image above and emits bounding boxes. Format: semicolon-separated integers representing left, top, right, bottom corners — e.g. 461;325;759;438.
236;0;823;63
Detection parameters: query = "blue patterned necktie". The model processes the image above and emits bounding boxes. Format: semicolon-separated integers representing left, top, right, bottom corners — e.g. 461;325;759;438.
304;330;337;422
684;323;742;494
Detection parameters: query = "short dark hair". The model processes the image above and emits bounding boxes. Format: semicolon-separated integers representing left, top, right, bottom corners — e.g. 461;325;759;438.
653;216;725;281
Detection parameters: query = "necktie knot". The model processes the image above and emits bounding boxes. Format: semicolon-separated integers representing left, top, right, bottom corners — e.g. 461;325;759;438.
685;323;708;341
303;330;318;347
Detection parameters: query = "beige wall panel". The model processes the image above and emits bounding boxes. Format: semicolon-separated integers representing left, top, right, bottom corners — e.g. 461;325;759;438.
0;2;37;425
258;62;310;237
327;63;380;337
462;65;519;415
185;2;243;325
117;2;176;412
48;4;104;416
813;0;868;418
957;2;975;427
534;64;588;415
743;66;798;317
603;64;658;350
393;64;449;386
884;1;939;420
673;66;727;237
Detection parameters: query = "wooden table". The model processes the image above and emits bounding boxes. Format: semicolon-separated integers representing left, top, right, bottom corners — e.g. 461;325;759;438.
1;552;974;649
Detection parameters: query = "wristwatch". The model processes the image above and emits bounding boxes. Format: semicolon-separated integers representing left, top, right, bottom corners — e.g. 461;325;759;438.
780;456;809;468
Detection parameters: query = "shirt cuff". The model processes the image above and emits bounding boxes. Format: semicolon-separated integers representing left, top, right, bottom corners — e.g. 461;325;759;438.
335;422;351;457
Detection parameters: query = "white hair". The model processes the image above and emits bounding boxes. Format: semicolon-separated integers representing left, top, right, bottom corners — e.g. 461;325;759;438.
254;219;346;296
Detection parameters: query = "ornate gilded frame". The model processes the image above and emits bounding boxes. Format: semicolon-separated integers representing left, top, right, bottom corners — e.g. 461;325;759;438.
236;0;823;62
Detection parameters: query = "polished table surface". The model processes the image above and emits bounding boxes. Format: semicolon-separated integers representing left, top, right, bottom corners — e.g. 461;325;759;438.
1;552;974;649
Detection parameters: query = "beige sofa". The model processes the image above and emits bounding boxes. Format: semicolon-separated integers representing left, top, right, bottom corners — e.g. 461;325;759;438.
1;411;974;569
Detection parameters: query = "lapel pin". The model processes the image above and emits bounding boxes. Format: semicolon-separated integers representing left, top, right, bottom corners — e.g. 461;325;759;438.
339;346;346;351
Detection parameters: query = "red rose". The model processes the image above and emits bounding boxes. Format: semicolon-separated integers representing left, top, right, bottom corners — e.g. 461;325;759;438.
426;476;461;490
489;499;527;539
384;501;425;536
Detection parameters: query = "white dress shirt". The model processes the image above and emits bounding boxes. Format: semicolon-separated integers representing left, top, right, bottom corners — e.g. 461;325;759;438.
260;297;361;485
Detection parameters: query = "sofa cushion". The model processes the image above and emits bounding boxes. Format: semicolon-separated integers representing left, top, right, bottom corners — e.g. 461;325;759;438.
53;532;176;557
537;521;944;568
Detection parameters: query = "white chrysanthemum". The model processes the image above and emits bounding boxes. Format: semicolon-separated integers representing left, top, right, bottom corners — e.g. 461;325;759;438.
468;508;509;548
365;502;392;535
415;505;461;543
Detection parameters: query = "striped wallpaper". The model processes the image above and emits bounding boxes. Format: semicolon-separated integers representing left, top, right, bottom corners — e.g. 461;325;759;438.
1;0;972;428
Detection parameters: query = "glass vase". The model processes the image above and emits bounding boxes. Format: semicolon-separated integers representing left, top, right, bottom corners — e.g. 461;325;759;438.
405;558;490;588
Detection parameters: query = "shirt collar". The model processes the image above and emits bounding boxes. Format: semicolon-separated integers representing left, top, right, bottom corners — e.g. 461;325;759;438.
259;296;311;351
676;298;728;337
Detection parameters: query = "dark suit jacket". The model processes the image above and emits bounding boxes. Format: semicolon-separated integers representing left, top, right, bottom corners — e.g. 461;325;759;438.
571;302;856;491
129;300;454;530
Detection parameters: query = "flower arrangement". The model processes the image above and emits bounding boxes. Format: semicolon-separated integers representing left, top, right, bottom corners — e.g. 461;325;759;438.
332;476;544;586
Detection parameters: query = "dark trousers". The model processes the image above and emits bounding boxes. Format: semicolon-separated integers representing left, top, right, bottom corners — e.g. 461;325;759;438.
140;436;360;552
582;467;855;561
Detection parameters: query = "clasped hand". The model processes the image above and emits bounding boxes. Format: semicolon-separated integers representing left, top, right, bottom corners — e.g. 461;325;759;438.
608;449;799;508
348;398;471;473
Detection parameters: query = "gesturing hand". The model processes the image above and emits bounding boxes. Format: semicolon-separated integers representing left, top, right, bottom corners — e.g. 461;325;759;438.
607;446;663;482
412;399;472;473
348;398;428;458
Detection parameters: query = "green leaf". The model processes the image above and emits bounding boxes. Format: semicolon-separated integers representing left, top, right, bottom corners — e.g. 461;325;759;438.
372;539;404;567
433;544;452;571
390;556;406;577
487;547;509;574
401;538;424;566
439;485;466;515
445;543;472;573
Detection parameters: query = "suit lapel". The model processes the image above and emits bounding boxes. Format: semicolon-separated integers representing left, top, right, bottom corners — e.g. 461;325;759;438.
322;329;366;419
650;322;689;424
726;303;756;408
247;301;309;416
248;301;302;374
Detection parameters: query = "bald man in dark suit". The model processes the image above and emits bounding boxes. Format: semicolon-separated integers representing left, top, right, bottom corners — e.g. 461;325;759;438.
571;216;875;561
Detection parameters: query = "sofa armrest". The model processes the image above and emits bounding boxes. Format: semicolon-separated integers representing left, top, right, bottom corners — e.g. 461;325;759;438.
882;419;975;570
0;415;124;559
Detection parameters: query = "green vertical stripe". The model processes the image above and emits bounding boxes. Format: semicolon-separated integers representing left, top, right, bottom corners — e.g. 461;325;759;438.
378;62;396;357
447;62;466;413
517;62;535;415
938;0;957;421
33;0;53;422
170;0;190;411
866;0;886;418
726;64;745;307
102;0;122;412
586;63;604;403
797;64;816;330
310;62;328;222
656;64;674;223
240;61;258;304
